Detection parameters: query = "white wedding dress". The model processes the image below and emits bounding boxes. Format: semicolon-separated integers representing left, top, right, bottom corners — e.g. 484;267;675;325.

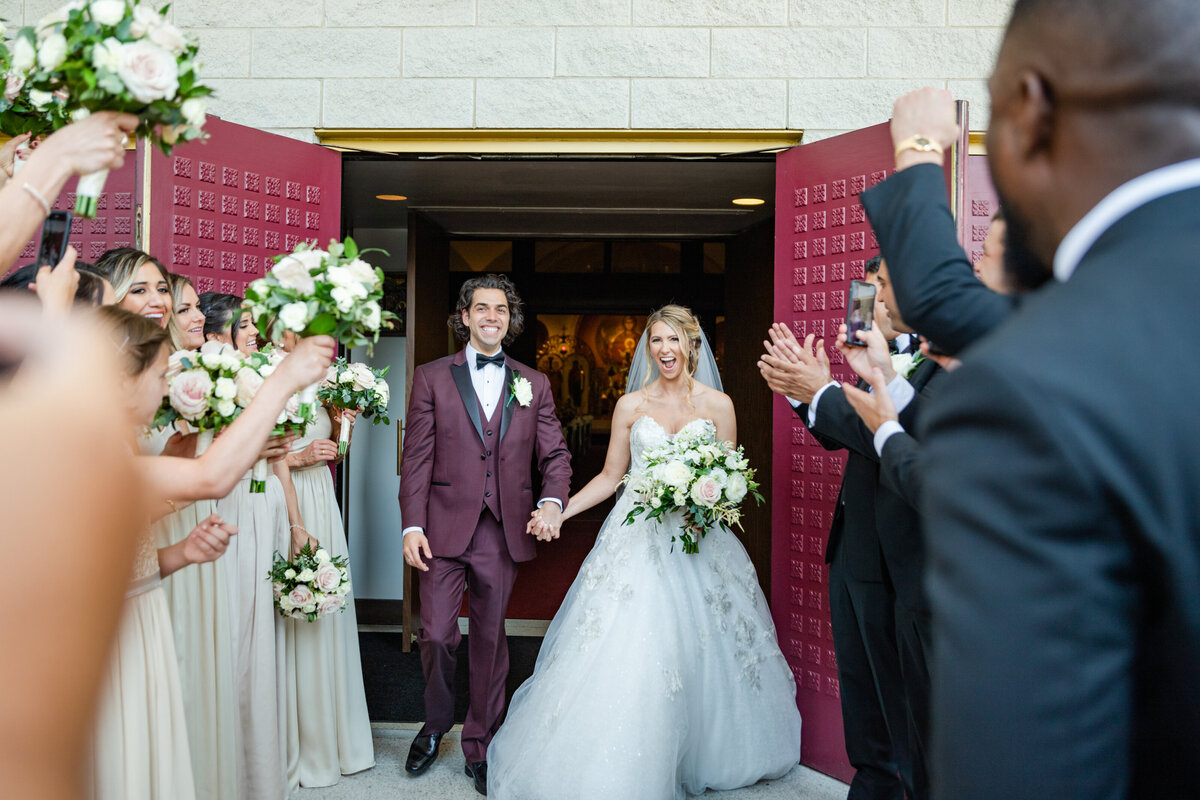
487;417;802;800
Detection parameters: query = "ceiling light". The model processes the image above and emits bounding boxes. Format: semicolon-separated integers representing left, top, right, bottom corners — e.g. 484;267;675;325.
732;197;765;206
376;194;407;201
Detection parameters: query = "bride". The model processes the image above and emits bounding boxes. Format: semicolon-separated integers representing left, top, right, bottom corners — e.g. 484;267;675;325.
487;305;802;800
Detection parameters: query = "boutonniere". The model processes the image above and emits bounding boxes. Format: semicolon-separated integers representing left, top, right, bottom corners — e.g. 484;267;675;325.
508;372;533;408
890;351;925;380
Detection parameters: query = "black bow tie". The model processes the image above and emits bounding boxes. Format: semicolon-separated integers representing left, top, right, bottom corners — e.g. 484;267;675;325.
475;352;505;370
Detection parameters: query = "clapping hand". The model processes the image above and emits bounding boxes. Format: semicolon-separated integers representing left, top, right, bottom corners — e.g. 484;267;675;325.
182;514;237;565
835;323;896;384
758;323;832;404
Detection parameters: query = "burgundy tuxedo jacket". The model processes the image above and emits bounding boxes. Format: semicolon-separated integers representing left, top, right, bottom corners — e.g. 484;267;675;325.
398;349;572;562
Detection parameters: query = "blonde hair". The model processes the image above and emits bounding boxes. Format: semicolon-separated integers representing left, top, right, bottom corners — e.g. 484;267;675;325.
96;247;170;304
638;304;703;402
165;272;197;352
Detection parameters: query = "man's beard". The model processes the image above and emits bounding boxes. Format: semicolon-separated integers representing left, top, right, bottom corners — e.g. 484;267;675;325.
995;190;1054;293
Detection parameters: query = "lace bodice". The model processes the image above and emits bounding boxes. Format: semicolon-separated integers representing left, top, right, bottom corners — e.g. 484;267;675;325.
629;416;717;473
132;527;160;581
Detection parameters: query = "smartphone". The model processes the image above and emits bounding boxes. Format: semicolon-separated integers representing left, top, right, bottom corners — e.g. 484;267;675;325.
846;279;876;347
37;210;71;269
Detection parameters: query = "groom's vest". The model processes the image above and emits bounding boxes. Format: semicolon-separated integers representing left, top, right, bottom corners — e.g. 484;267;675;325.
478;397;503;521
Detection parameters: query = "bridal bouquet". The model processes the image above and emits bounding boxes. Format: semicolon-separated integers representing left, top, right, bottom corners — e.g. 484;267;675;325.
622;425;763;554
154;341;246;454
2;1;212;216
239;348;315;492
317;357;391;455
269;542;351;622
245;237;395;417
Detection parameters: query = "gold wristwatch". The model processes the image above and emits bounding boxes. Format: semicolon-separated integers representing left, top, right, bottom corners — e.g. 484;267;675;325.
894;135;944;162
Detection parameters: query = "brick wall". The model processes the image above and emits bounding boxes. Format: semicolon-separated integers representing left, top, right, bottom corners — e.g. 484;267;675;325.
4;0;1014;141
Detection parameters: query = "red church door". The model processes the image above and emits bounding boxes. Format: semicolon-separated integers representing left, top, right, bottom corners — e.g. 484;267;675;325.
770;105;971;781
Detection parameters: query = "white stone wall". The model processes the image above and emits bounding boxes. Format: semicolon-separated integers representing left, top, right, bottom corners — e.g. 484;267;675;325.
3;0;1015;142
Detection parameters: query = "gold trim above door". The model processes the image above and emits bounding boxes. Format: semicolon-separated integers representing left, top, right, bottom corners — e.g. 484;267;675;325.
314;128;804;155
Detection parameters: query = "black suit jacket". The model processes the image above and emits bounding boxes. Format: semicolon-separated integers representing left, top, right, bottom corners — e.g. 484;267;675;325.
861;163;1017;356
879;431;920;510
921;186;1200;800
801;357;942;614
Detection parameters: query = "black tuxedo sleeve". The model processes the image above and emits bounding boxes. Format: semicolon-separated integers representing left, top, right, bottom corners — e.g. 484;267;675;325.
921;358;1136;800
792;400;845;453
809;386;882;462
861;164;1015;355
879;432;920;509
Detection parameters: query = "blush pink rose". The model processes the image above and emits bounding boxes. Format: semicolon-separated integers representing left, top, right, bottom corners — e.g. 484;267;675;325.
314;561;341;593
169;369;213;421
689;475;721;508
116;40;179;103
288;584;313;608
318;595;345;616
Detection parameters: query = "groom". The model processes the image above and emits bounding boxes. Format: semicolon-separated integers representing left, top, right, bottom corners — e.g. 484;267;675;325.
399;274;572;795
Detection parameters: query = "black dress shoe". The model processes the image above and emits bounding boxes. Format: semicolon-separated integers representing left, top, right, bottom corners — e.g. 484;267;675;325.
464;760;488;796
405;731;444;775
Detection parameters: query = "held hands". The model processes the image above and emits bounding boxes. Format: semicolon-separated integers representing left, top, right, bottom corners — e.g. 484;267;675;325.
891;87;958;170
526;503;563;542
403;530;432;572
182;514;237;565
841;368;899;434
757;323;832;404
835;322;896;384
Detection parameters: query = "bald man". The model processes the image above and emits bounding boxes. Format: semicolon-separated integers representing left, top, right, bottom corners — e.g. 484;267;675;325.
914;1;1200;798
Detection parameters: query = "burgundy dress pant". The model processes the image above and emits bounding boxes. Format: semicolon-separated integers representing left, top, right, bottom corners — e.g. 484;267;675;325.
418;508;518;762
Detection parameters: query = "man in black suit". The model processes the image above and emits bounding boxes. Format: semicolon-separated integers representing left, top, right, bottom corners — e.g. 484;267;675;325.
760;258;941;800
911;1;1200;797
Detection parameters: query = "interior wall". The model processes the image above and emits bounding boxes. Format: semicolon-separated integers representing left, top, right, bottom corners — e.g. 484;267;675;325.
724;218;776;596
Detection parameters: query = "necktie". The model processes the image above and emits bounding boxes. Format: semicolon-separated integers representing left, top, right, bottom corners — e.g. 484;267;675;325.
475;352;505;370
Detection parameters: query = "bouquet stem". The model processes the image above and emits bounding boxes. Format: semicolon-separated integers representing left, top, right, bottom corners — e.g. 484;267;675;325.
74;169;109;218
250;457;270;493
337;410;354;456
195;429;214;457
297;382;318;420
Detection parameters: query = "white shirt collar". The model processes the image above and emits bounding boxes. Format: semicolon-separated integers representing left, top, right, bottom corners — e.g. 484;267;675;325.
1053;158;1200;282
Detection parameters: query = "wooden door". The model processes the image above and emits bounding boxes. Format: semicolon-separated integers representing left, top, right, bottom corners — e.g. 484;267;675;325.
770;107;970;781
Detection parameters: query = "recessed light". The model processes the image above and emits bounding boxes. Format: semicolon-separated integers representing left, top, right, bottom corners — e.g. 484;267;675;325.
376;194;407;201
732;197;765;206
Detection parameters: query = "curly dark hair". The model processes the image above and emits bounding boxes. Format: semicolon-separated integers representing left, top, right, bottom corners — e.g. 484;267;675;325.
448;274;525;346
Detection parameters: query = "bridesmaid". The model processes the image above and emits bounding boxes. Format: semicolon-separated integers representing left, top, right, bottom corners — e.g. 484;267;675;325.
280;332;375;788
200;291;306;799
91;306;335;800
96;248;171;330
147;273;240;800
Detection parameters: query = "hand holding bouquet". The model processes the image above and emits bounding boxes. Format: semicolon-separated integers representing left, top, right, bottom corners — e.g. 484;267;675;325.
1;1;212;216
239;347;314;492
622;424;763;554
269;541;351;623
317;357;391;455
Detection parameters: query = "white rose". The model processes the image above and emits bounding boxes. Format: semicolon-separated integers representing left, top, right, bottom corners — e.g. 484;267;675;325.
724;472;748;504
271;255;317;295
199;352;224;370
672;489;686;506
330;285;359;314
707;467;728;488
314;561;341;592
659;460;691;490
690;475;721;508
296;568;315;582
89;36;122;71
278;302;310;332
336;581;350;596
513;376;533;407
129;3;158;37
345;258;377;285
4;72;25;102
246;278;269;300
181;97;206;126
147;20;187;55
324;264;357;289
214;397;236;417
315;548;331;563
36;33;68;70
89;0;127;26
288;584;313;608
284;568;296;580
28;89;54;109
11;38;35;72
375;379;390;405
116;40;179;104
724;454;740;471
169;369;213;421
213;376;236;400
357;300;382;331
278;595;294;612
283;248;326;274
351;364;375;391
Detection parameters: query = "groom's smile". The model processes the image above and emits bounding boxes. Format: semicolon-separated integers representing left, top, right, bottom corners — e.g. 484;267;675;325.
462;287;510;354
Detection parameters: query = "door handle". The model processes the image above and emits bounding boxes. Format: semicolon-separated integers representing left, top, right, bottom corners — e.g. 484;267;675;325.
395;420;405;476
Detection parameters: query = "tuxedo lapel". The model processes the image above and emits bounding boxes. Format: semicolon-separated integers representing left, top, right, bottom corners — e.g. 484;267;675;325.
450;359;486;445
499;364;515;443
908;356;939;392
